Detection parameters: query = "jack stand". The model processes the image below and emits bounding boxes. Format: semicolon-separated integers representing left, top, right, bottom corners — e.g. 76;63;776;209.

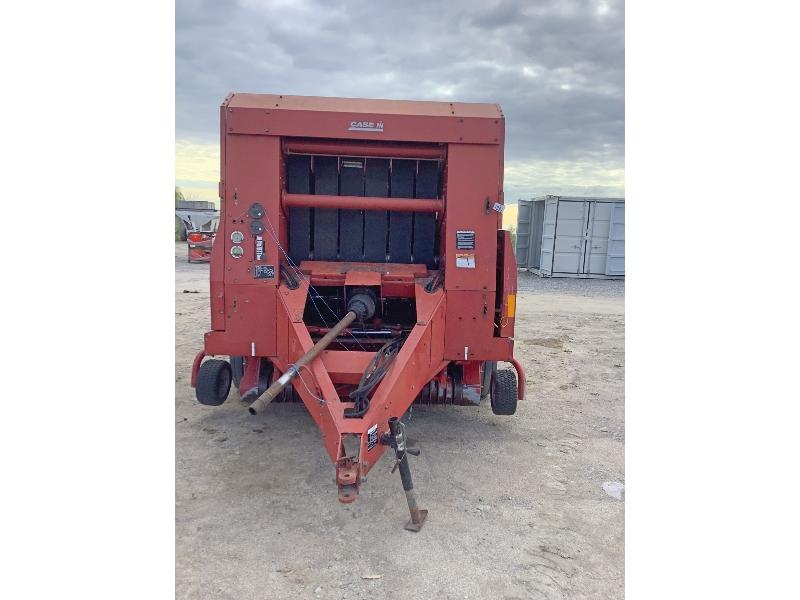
381;416;428;532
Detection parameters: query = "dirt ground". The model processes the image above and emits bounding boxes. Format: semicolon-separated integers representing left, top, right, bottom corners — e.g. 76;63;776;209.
175;243;625;600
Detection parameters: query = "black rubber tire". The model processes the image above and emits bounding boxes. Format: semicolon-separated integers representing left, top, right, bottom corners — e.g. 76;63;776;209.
230;356;244;388
490;369;518;415
196;359;232;406
481;361;496;400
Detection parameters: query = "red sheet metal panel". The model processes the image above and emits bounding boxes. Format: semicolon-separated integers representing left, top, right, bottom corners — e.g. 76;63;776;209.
223;134;282;280
225;93;503;146
320;351;374;385
344;271;381;287
443;290;495;360
442;143;505;292
497;230;517;338
228;93;502;118
222;284;277;357
209;233;225;331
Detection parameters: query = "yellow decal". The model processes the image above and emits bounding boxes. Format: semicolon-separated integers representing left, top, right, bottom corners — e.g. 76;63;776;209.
506;294;516;318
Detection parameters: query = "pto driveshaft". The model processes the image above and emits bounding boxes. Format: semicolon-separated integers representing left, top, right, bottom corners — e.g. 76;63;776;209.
248;310;357;415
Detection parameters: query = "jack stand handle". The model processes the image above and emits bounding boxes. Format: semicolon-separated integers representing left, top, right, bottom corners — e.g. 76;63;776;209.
384;417;428;532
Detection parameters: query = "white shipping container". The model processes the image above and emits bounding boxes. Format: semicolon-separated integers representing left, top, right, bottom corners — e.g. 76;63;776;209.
515;196;625;278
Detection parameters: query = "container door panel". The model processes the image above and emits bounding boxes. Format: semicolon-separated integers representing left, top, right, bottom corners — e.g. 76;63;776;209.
584;202;612;275
552;200;587;274
531;200;545;270
539;197;558;276
515;200;532;268
605;203;625;276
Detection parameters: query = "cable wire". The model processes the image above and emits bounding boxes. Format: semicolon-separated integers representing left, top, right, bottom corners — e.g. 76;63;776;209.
261;214;333;328
292;364;328;405
345;334;405;418
262;210;367;351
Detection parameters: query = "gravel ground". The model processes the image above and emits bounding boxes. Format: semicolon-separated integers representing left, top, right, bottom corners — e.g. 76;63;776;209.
175;243;625;599
517;270;625;297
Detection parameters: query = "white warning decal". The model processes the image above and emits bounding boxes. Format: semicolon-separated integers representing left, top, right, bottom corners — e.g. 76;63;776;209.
456;253;476;268
367;424;378;450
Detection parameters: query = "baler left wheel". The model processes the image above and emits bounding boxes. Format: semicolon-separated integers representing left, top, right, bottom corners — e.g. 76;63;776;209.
490;369;518;415
196;359;232;406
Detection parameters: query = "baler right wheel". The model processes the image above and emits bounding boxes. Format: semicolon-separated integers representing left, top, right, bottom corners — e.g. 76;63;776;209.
196;359;232;406
490;369;518;415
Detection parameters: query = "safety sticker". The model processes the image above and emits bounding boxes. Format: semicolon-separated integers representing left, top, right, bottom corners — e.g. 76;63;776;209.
456;253;476;269
456;230;476;250
253;264;275;279
254;235;265;261
367;424;378;450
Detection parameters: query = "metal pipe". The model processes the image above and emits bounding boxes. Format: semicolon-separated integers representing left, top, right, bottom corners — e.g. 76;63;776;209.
509;357;526;401
283;193;443;214
284;139;444;160
248;310;357;415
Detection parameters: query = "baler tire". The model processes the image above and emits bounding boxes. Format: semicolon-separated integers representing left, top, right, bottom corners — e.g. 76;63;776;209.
481;361;496;400
230;356;244;388
490;369;517;415
196;359;232;406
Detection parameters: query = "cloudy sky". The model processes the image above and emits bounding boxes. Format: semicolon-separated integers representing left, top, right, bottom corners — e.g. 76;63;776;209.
176;0;624;211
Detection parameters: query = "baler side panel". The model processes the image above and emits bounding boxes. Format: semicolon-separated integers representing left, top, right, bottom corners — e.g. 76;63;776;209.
223;284;277;357
443;290;495;360
443;143;503;292
212;134;282;357
209;239;226;331
223;134;282;277
210;101;231;331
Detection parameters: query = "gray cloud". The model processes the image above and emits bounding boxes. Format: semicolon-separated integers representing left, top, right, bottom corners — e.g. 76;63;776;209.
177;0;624;200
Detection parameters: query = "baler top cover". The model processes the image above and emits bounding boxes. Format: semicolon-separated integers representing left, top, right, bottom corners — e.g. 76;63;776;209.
225;93;503;145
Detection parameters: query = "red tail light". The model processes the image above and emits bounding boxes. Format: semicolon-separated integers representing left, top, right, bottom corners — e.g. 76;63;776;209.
188;233;204;243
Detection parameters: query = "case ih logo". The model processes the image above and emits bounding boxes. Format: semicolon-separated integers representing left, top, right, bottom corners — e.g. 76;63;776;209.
348;120;384;132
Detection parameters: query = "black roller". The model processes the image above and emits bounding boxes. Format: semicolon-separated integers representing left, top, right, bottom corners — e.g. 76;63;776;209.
339;157;365;261
413;160;438;267
313;156;339;260
364;158;389;262
389;159;414;263
287;154;312;263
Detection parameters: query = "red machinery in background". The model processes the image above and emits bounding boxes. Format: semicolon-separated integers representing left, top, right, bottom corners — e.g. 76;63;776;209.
176;204;219;263
186;231;215;263
191;93;524;530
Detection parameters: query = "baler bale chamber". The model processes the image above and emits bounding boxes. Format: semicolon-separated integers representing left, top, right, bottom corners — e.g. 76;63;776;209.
191;93;525;530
